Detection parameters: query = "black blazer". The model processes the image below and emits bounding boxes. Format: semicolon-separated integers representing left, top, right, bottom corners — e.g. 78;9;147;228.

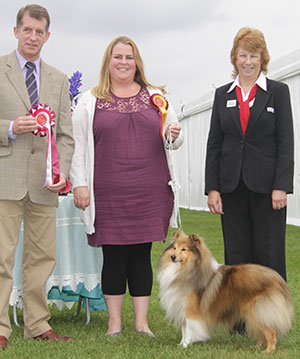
205;78;294;195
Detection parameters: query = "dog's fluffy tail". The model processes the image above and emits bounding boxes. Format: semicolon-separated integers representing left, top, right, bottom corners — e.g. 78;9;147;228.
245;290;293;339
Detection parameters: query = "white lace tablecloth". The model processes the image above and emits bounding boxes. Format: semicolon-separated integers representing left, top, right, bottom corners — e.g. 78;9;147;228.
9;194;104;310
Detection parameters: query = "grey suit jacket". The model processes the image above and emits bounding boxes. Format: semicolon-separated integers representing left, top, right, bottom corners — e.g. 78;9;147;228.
0;51;74;206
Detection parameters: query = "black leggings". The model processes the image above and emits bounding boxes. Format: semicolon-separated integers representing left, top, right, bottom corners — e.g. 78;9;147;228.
101;243;153;296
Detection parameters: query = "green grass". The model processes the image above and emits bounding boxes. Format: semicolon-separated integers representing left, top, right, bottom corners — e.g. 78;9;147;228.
3;209;300;358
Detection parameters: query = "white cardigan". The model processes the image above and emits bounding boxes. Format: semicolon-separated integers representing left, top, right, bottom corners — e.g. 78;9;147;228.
69;88;184;234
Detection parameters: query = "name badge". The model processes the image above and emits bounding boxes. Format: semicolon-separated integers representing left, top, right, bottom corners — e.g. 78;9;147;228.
226;100;236;108
267;107;274;113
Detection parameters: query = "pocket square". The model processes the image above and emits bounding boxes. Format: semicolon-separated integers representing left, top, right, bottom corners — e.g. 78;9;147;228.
267;107;274;113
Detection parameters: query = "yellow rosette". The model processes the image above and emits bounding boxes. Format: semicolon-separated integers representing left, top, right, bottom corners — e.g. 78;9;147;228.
150;94;169;137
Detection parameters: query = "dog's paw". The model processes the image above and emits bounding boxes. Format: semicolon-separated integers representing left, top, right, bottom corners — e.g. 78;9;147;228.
180;341;189;349
262;349;272;354
262;347;276;354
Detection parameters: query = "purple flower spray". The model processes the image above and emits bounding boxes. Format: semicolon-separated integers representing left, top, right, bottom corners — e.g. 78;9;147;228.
69;71;83;112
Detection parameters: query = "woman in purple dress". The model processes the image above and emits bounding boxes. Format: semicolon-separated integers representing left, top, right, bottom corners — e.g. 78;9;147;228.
70;36;183;336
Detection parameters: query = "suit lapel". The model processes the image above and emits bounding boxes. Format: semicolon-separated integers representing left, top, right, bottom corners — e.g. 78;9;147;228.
34;61;54;149
246;86;271;136
6;52;31;111
224;90;244;137
39;60;53;105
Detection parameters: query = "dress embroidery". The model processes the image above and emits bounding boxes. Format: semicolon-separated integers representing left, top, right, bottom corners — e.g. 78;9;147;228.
96;87;152;113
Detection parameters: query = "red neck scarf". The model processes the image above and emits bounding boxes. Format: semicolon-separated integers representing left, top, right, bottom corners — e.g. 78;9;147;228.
235;84;258;135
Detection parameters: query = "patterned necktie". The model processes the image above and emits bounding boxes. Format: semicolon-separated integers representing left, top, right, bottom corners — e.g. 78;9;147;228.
25;62;38;106
235;84;258;136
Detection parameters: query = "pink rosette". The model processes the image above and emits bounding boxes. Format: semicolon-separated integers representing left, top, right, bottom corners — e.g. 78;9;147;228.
28;104;56;137
28;104;71;193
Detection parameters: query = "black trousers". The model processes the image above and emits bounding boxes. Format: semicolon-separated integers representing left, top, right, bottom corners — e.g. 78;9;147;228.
221;180;287;280
101;243;153;296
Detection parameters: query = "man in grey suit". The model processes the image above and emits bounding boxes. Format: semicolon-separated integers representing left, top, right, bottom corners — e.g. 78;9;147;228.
0;5;74;349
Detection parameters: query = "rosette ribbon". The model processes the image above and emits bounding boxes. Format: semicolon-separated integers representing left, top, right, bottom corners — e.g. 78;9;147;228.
150;94;169;138
28;104;71;193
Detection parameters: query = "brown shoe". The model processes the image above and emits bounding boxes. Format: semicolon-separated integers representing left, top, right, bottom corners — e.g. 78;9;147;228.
33;329;74;341
0;336;7;349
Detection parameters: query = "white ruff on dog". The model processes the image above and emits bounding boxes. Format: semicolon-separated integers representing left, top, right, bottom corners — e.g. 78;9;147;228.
157;262;187;330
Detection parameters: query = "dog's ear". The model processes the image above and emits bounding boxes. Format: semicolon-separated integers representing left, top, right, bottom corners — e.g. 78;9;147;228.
189;234;201;246
173;231;179;239
173;230;184;240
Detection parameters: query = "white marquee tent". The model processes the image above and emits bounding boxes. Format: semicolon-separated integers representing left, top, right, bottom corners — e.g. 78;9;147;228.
174;49;300;226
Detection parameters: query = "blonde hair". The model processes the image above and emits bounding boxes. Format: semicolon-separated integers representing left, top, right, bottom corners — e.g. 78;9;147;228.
92;36;165;100
230;27;270;78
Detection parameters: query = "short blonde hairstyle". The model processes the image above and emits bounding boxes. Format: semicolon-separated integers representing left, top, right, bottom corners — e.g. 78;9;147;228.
92;36;165;100
230;27;270;78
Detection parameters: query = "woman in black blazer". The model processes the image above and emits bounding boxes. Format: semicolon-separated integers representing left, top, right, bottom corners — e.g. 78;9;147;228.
205;27;294;280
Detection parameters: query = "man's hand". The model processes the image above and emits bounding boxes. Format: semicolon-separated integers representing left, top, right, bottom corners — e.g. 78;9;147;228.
12;116;38;135
46;174;67;193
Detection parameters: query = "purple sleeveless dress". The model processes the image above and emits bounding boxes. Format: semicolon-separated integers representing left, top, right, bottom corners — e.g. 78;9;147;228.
87;87;174;246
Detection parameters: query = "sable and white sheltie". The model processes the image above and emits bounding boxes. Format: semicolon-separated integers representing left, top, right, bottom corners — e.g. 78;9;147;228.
157;231;293;352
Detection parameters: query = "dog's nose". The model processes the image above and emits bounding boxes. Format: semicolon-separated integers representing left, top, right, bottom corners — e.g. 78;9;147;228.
171;254;176;262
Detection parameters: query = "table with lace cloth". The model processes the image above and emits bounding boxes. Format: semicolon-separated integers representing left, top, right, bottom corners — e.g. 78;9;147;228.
9;194;107;322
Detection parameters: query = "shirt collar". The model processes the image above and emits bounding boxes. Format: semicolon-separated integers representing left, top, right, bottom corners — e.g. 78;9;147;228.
227;72;267;93
15;49;40;72
256;72;267;91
